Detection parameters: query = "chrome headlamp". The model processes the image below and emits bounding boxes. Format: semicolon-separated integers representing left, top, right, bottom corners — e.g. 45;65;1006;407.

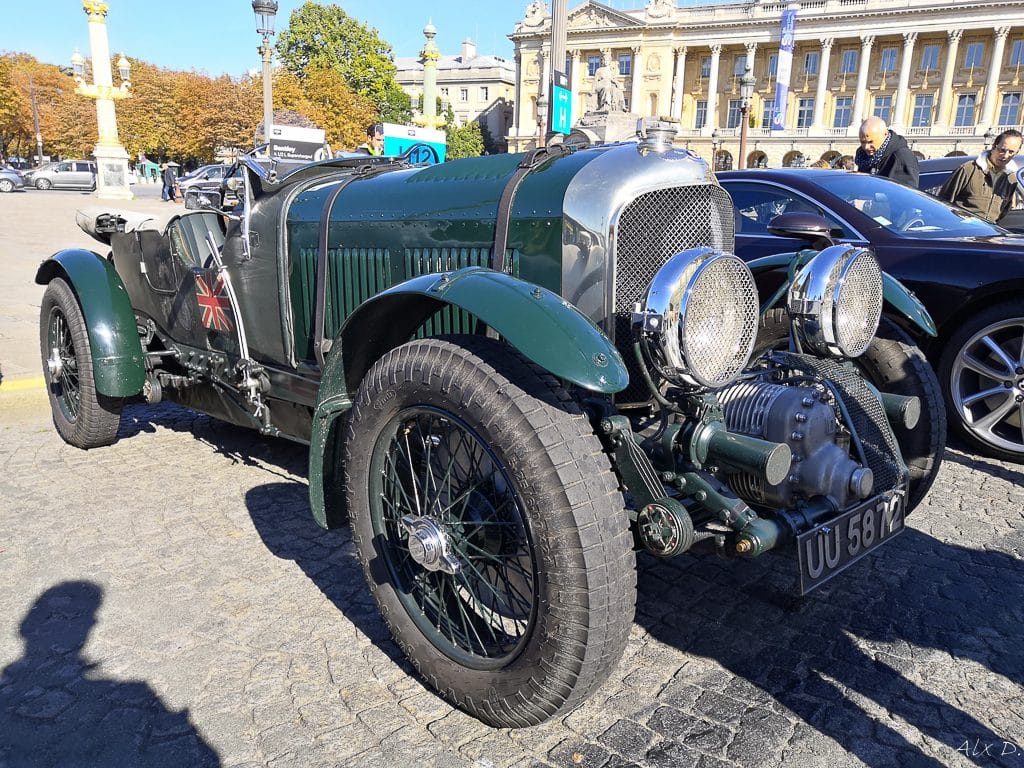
787;245;883;358
637;247;759;388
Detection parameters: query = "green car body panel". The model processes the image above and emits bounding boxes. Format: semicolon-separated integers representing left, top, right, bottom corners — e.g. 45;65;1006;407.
306;265;630;528
35;248;146;397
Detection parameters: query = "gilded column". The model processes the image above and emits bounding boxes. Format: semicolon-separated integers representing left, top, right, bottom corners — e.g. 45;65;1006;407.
811;38;834;130
630;47;643;114
851;35;875;127
891;31;918;131
981;27;1011;128
671;46;687;119
706;43;722;131
934;30;962;129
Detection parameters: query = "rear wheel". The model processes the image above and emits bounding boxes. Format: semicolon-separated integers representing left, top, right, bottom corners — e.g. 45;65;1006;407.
343;336;635;727
939;301;1024;463
35;178;51;190
39;278;122;448
756;309;945;512
0;179;14;193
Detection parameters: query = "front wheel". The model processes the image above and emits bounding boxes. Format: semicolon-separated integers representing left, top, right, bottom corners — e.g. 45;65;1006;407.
939;301;1024;463
35;178;52;190
0;179;14;193
756;310;945;513
343;336;636;727
39;278;123;448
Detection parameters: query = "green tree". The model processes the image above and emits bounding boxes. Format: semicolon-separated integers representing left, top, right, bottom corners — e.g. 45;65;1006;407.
275;1;411;123
445;120;485;160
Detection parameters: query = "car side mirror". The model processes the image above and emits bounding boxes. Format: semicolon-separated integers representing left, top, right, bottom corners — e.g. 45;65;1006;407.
768;211;841;242
185;188;223;210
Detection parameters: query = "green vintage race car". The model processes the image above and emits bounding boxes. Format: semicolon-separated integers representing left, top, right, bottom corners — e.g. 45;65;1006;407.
36;122;940;727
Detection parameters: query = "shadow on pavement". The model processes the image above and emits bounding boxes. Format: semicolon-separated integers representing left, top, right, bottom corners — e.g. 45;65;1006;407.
0;581;220;767
634;525;1022;767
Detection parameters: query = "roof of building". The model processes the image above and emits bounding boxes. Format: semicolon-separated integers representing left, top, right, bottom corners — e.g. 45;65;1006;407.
395;54;515;74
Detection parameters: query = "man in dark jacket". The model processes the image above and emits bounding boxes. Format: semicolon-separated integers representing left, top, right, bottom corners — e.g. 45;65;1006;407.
854;116;919;187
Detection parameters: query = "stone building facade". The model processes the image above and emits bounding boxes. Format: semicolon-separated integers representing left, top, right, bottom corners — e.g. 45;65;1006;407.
396;39;516;151
508;0;1024;167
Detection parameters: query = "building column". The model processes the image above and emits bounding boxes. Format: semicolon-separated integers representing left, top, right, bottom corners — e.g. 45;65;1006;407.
671;46;687;119
851;35;875;128
811;38;834;129
509;51;520;138
934;30;962;129
569;49;582;118
630;47;643;114
981;26;1011;128
705;43;722;132
891;31;918;131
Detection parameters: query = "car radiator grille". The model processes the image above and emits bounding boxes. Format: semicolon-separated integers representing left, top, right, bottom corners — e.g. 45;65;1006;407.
614;184;736;404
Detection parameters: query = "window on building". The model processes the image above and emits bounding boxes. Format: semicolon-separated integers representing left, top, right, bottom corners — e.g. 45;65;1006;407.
964;42;984;68
840;49;858;74
479;86;489;102
734;55;748;75
587;55;601;76
649;93;658;115
920;45;940;71
767;53;778;78
1011;40;1024;67
796;97;814;128
805;51;819;75
459;88;468;102
619;53;632;76
998;92;1021;125
911;94;933;127
833;96;853;128
695;99;707;129
700;56;712;78
880;47;898;73
727;99;742;129
762;102;773;129
873;94;893;122
954;93;976;126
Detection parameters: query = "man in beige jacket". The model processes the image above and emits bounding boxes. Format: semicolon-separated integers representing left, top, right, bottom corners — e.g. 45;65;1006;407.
939;129;1022;224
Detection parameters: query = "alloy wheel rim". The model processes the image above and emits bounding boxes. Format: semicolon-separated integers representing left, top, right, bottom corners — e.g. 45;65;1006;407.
47;308;81;421
369;406;537;668
950;316;1024;455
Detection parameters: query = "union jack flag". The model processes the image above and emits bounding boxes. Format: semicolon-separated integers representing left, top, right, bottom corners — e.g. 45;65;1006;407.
195;272;233;332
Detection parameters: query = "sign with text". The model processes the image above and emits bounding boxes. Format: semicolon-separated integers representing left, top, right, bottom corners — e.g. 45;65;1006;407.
550;70;572;135
268;124;329;162
382;123;447;164
772;9;798;131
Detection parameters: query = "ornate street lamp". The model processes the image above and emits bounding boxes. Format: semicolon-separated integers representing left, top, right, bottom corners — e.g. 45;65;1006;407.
252;0;278;146
738;64;756;169
73;2;133;200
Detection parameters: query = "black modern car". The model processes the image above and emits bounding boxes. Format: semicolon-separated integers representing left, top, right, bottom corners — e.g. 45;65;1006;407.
720;168;1024;462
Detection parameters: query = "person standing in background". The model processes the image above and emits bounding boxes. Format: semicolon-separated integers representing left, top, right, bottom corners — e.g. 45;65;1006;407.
855;117;919;187
938;129;1022;224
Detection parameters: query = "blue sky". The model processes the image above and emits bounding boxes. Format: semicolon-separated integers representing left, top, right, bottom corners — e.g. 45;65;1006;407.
7;1;666;77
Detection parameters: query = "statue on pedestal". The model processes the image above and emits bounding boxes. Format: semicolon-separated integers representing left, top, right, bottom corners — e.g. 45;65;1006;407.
588;66;627;113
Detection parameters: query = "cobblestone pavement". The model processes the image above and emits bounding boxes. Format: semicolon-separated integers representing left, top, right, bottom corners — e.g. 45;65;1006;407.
1;194;1022;767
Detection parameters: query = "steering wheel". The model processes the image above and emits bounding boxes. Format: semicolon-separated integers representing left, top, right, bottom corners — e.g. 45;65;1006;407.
899;216;926;231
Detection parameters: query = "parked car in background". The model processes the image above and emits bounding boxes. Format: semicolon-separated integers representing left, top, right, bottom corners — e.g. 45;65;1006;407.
721;167;1024;462
0;165;26;193
917;155;1024;232
176;164;228;192
24;160;96;190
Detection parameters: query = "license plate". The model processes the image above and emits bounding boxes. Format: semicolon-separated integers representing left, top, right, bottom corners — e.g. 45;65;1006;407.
796;487;906;594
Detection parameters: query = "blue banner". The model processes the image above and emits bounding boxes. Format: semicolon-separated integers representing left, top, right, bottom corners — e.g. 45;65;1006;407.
772;9;798;131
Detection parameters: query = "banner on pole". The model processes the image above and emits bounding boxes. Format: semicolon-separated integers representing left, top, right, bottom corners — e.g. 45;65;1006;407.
771;8;798;131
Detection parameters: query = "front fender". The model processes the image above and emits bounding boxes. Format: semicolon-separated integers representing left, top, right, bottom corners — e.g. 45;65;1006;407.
307;266;629;529
35;249;145;397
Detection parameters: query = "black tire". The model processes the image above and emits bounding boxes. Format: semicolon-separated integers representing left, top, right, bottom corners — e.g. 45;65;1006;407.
756;309;945;513
343;336;635;727
938;300;1024;463
0;179;14;193
39;278;123;448
35;178;51;190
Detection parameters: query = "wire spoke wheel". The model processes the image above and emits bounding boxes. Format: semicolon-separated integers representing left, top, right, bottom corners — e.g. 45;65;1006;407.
372;407;536;666
47;306;82;422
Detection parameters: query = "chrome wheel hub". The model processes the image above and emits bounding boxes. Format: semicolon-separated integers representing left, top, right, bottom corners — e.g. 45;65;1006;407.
951;318;1024;454
47;346;64;378
401;515;461;575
